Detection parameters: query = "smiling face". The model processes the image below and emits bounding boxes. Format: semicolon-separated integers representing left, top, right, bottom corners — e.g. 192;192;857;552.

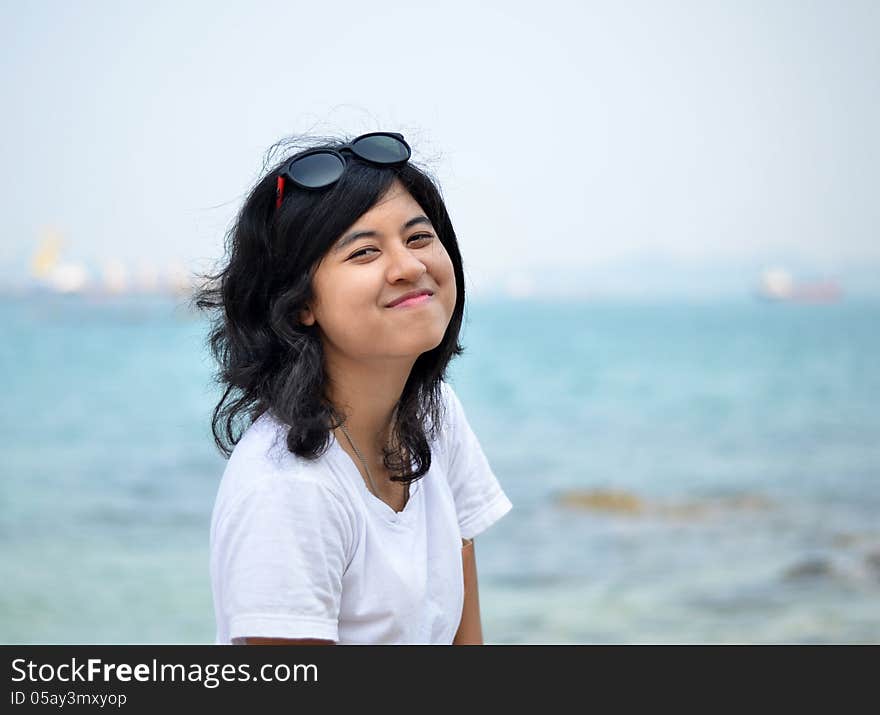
300;179;457;364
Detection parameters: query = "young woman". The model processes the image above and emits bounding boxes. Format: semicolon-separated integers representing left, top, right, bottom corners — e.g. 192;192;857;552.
197;132;513;645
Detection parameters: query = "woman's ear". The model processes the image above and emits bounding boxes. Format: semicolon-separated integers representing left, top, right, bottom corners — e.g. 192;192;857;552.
299;305;315;326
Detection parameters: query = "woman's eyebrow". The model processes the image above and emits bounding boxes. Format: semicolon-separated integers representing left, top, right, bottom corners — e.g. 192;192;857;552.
333;216;433;254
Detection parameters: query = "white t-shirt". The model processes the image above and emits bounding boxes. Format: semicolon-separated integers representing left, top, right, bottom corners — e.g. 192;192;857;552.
209;381;513;645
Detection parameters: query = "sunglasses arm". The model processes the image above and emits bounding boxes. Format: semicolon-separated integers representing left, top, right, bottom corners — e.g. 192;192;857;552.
275;175;285;210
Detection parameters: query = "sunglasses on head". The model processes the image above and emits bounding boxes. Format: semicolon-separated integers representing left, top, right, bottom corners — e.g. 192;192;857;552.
275;131;412;209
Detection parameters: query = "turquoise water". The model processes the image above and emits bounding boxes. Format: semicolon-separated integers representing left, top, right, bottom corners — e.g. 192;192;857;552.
2;293;878;644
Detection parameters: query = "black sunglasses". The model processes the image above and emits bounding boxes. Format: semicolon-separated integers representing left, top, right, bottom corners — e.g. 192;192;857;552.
275;131;411;207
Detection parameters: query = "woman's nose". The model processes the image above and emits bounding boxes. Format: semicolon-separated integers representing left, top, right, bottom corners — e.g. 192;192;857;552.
386;242;427;283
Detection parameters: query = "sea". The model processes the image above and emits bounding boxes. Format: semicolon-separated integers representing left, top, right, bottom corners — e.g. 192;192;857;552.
2;293;878;644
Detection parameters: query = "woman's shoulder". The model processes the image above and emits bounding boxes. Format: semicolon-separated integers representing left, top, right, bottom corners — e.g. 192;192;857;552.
215;411;345;513
225;410;296;474
435;380;466;444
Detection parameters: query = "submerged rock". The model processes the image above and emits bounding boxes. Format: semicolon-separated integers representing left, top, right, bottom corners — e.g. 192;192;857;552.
783;557;835;581
864;550;880;579
831;531;880;548
557;489;644;514
556;488;775;520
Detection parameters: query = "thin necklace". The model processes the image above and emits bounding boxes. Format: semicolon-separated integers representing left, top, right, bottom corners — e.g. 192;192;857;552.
338;423;410;507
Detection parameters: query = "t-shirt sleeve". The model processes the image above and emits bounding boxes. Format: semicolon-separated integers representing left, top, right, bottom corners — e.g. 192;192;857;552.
441;382;513;540
211;473;354;643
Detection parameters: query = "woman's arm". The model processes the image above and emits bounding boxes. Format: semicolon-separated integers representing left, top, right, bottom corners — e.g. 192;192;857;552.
452;538;483;645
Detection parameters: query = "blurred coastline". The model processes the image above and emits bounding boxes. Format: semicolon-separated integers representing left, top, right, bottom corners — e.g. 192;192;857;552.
7;226;880;304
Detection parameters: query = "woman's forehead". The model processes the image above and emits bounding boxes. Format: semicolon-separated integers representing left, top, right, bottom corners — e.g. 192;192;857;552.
369;179;419;214
350;184;426;230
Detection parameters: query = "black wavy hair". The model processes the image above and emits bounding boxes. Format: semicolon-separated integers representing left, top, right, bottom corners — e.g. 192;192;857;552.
193;133;467;485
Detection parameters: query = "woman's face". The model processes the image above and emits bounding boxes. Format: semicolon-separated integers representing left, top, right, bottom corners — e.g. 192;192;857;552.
300;179;457;363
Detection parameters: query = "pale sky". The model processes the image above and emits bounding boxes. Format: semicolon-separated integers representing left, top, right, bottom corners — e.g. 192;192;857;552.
2;0;878;296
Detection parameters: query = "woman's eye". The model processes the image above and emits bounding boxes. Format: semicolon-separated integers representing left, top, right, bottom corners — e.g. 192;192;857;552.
348;234;433;260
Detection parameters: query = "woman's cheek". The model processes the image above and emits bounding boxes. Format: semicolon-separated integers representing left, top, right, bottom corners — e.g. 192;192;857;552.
440;269;457;316
442;258;457;299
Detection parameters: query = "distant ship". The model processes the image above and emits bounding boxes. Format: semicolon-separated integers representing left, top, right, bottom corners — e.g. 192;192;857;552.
754;268;842;303
29;229;197;297
30;229;90;294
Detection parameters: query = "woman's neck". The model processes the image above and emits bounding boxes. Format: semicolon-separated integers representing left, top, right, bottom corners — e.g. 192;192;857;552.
323;351;416;459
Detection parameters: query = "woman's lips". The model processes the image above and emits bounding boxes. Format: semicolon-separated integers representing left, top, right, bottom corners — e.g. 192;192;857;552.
390;293;432;308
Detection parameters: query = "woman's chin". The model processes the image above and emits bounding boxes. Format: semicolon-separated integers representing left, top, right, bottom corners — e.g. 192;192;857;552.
383;331;445;358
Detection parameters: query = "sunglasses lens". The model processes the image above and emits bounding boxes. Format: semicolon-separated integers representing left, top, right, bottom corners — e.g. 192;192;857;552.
289;152;345;188
351;134;410;164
